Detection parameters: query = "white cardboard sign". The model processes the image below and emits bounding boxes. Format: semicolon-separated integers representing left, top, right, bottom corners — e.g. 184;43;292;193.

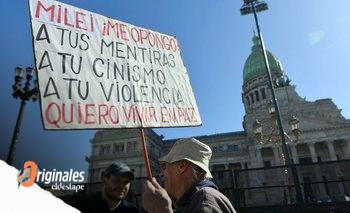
29;0;202;129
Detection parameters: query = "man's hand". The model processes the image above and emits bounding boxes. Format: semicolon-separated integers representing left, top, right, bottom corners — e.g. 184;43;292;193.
143;177;173;213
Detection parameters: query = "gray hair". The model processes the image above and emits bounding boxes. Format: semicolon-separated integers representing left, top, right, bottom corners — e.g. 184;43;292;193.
189;162;207;182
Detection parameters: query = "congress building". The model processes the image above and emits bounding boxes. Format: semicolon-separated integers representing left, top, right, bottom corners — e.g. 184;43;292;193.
86;34;350;206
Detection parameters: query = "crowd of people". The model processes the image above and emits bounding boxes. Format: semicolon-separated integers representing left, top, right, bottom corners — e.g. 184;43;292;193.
67;138;236;213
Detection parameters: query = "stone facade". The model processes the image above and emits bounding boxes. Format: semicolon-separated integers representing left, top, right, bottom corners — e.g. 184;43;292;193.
87;128;164;183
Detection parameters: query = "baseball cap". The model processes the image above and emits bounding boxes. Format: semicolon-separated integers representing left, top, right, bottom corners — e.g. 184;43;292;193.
103;163;135;180
159;138;213;179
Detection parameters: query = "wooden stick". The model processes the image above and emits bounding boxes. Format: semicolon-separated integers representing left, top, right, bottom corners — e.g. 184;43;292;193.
139;128;152;180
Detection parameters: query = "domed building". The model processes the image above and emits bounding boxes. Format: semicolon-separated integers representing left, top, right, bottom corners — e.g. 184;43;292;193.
87;33;350;206
243;34;284;85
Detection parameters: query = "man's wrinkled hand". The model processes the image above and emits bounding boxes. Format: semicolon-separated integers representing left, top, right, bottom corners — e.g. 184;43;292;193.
143;177;173;213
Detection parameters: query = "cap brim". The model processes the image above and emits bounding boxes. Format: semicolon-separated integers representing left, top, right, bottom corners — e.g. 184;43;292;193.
122;171;135;180
158;153;172;163
110;171;135;180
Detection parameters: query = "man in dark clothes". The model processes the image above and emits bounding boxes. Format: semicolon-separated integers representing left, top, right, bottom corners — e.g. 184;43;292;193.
143;138;236;213
68;162;140;213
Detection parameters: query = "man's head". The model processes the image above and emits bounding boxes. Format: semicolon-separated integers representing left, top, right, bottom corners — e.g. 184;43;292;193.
158;138;212;201
102;163;135;202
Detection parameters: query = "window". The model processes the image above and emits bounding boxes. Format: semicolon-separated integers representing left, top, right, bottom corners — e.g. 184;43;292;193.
93;146;99;155
246;97;250;105
105;145;110;154
228;145;239;152
216;146;224;152
99;146;104;155
113;144;124;153
213;146;224;153
255;91;260;102
127;142;134;151
250;93;255;104
299;157;313;164
261;88;266;99
212;164;225;179
218;171;224;179
264;161;271;167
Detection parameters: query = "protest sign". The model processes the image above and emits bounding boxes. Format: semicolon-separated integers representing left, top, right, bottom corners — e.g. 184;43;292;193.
29;0;202;129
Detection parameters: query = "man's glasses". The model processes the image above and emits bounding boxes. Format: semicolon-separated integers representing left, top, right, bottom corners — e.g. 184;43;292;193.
160;163;166;171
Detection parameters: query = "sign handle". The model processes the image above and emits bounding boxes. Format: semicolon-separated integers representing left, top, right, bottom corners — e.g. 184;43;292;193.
139;128;153;180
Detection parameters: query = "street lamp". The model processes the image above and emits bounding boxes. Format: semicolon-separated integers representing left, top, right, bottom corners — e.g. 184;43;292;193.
290;116;300;140
267;100;275;115
253;107;300;146
6;66;38;165
253;102;301;204
240;0;304;203
240;0;268;15
253;119;262;142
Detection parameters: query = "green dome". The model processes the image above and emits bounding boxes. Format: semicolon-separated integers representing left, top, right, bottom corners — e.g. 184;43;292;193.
243;34;283;83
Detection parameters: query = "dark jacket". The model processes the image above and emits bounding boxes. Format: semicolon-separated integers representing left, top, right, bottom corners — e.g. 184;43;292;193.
65;193;141;213
175;180;236;213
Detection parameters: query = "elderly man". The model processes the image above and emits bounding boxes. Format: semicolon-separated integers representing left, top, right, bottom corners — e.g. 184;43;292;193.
69;162;140;213
143;138;236;213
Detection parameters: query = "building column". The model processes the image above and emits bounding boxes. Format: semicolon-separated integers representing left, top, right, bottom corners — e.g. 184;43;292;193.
256;148;264;167
271;146;284;183
326;141;344;194
308;142;318;163
290;144;299;164
224;164;229;170
345;140;350;159
223;164;230;184
308;143;327;197
272;146;280;166
326;141;337;161
121;142;125;153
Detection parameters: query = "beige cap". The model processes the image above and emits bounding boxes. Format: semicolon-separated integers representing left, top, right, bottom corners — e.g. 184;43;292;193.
159;138;213;179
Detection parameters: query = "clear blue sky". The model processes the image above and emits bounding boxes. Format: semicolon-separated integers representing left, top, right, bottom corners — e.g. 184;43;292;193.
1;0;349;172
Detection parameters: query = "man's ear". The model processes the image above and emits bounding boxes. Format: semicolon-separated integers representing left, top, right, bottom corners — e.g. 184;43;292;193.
102;176;108;185
177;160;189;174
